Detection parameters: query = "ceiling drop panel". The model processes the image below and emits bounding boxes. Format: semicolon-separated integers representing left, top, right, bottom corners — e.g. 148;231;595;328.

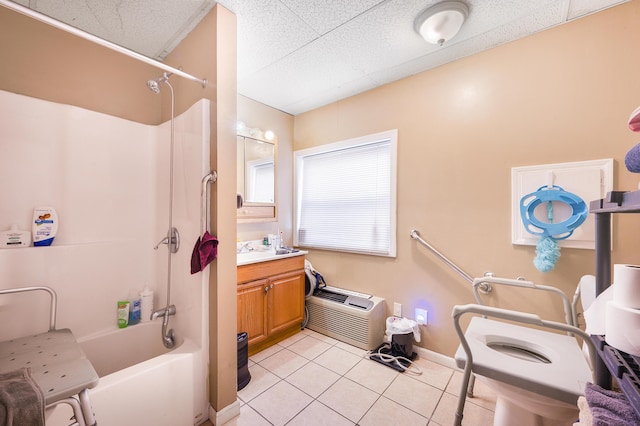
238;36;365;110
218;0;319;79
280;0;386;35
567;0;629;20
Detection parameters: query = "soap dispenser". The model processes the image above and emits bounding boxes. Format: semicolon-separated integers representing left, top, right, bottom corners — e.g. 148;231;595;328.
0;225;31;248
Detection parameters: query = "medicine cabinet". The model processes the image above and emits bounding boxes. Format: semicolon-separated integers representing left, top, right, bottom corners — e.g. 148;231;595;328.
237;132;277;222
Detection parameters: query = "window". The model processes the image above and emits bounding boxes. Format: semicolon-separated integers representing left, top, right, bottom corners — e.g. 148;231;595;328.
294;130;397;257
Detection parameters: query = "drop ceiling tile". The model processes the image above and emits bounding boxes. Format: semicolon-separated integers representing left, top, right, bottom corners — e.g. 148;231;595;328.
280;0;386;35
217;0;319;79
283;75;379;115
238;36;367;111
567;0;629;20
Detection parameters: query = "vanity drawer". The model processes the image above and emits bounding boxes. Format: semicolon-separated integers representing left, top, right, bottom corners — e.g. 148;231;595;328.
237;256;304;284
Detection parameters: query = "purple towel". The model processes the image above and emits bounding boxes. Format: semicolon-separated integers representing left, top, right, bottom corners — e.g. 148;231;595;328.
190;231;218;274
0;368;45;426
625;142;640;173
585;382;640;425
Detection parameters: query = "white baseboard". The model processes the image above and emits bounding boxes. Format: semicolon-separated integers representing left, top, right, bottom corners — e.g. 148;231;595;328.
415;345;460;370
208;399;241;426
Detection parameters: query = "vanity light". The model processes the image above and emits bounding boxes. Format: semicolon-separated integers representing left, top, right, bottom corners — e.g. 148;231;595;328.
414;1;469;46
247;128;264;140
237;121;275;142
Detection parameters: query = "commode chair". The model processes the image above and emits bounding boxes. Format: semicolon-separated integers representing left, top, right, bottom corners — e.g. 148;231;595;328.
452;277;596;426
0;286;99;426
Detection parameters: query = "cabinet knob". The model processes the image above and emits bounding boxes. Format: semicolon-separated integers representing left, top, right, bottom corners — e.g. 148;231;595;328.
264;286;269;294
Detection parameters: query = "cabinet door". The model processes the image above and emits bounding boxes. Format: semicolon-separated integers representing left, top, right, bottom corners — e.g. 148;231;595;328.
237;279;268;346
268;271;304;336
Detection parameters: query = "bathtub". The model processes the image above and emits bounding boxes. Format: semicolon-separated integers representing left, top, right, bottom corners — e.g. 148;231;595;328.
46;321;206;426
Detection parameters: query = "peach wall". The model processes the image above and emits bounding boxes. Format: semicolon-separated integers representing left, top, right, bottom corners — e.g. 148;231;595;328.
294;1;640;356
0;7;160;124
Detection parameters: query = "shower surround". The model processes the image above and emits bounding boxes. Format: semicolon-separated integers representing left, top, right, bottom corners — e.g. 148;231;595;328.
0;90;211;424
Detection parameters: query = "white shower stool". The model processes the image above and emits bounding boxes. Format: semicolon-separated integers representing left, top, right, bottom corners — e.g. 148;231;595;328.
0;286;99;426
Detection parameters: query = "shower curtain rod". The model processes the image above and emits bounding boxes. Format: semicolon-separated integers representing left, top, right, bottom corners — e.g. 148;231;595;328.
1;0;207;88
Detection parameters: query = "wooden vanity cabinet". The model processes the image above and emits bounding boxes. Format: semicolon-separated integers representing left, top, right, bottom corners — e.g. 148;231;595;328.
237;256;305;355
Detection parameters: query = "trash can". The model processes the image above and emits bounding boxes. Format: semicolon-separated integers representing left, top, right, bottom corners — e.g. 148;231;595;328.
237;332;251;390
385;317;420;358
391;332;414;358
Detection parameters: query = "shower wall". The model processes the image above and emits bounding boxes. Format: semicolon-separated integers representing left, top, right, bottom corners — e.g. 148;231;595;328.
0;90;210;352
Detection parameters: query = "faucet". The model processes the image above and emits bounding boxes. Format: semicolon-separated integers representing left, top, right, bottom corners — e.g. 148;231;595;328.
237;242;254;254
151;305;176;348
150;304;176;321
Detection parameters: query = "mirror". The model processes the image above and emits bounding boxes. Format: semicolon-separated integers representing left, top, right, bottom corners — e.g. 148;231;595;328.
237;134;276;222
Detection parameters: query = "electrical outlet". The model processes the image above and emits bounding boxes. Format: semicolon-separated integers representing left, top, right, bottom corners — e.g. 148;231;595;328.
393;302;402;317
415;308;428;325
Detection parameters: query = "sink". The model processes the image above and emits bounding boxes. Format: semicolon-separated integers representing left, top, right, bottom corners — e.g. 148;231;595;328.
276;247;300;255
237;249;307;266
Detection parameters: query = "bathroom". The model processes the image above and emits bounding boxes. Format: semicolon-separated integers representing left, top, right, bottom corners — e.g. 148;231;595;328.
2;1;640;425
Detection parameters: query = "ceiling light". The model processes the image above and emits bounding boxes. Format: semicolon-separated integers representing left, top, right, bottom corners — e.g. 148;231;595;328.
264;130;275;141
415;1;469;46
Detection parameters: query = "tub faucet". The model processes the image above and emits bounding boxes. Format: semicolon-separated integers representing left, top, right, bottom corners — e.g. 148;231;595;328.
150;304;176;321
151;305;176;348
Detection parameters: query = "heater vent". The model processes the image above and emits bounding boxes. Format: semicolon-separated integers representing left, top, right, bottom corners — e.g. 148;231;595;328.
306;292;385;350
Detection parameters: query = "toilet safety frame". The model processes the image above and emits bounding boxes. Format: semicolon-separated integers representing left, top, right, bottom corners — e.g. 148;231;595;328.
451;303;595;426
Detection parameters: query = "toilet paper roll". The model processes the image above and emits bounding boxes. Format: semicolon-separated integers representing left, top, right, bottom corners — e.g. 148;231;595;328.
613;264;640;309
605;300;640;356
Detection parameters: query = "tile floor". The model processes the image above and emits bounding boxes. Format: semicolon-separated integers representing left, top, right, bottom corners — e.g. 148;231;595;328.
225;328;497;426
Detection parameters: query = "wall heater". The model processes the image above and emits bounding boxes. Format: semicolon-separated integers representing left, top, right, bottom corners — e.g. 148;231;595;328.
306;289;385;350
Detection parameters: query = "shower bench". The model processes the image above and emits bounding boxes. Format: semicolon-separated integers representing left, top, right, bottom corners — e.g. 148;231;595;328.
0;286;99;426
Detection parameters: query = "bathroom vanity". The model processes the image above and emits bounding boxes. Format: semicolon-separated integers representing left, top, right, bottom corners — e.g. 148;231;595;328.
237;251;306;355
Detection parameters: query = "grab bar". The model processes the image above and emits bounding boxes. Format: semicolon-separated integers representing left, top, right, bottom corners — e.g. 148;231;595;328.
410;229;492;295
201;171;217;234
471;276;575;327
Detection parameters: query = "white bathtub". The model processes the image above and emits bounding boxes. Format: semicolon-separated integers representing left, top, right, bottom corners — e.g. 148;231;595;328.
46;321;206;426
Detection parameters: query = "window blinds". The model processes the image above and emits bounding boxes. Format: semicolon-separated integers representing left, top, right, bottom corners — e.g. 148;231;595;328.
296;138;394;256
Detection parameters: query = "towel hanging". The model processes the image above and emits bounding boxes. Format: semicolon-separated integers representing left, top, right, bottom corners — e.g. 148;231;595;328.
191;171;218;274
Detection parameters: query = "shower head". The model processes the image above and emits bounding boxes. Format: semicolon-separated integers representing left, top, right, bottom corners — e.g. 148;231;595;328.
146;72;173;94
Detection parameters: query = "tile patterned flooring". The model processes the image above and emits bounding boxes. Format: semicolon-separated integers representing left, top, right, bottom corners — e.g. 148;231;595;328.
225;328;497;426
